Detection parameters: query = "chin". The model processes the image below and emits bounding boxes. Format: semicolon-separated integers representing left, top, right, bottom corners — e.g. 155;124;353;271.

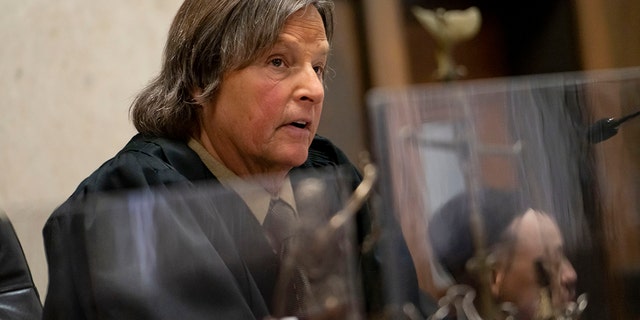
288;154;309;167
274;148;309;168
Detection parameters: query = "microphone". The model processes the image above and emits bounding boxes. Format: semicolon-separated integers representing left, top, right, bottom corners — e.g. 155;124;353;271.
587;109;640;144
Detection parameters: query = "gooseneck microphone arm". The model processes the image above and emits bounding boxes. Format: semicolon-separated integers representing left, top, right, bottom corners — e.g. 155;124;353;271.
587;109;640;144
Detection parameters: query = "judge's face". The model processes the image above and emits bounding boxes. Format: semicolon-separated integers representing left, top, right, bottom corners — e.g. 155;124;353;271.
492;210;577;319
199;5;329;176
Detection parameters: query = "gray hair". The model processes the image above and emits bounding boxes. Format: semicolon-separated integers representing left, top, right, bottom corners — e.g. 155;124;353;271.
130;0;335;140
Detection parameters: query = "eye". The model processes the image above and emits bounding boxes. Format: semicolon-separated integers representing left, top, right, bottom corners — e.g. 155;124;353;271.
270;58;284;67
313;65;325;77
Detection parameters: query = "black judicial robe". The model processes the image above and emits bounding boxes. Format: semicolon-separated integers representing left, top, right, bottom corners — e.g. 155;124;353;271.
42;134;415;319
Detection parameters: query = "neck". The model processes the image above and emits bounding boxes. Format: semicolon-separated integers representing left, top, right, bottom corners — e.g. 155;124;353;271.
194;133;290;196
257;173;288;197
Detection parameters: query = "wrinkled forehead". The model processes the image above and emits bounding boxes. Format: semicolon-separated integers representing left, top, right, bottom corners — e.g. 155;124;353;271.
255;4;330;61
280;5;328;42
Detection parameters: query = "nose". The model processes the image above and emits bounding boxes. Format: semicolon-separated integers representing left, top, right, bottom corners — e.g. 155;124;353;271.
295;65;324;104
560;258;577;292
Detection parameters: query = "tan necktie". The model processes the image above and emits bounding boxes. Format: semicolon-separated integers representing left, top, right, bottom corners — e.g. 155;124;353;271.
263;198;298;256
263;198;310;317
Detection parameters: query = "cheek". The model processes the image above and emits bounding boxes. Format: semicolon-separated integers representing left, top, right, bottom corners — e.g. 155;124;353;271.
252;83;288;117
241;88;286;143
500;261;540;302
315;103;323;121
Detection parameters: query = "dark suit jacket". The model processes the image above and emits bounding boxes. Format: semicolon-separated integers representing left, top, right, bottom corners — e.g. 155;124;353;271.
42;134;415;319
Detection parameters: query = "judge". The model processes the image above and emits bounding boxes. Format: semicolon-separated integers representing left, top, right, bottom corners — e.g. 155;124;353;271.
42;0;420;319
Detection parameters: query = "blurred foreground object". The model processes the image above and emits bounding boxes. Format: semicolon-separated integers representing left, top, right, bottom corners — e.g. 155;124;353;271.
44;167;374;320
271;160;377;318
586;109;640;143
411;6;481;81
368;67;640;319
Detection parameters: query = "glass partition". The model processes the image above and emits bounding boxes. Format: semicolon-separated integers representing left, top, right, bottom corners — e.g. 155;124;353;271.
46;166;369;320
368;67;640;319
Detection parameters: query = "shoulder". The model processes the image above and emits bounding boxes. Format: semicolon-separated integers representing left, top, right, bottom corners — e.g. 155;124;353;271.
68;134;211;198
297;135;363;191
304;135;354;168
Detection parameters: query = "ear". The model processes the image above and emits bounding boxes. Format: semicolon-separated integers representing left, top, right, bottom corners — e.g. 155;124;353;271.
190;87;204;104
491;265;505;297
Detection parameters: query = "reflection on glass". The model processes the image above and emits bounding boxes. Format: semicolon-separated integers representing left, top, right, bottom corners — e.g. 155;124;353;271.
368;67;640;319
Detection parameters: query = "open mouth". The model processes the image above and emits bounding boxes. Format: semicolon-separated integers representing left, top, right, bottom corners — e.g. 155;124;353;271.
290;121;308;129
